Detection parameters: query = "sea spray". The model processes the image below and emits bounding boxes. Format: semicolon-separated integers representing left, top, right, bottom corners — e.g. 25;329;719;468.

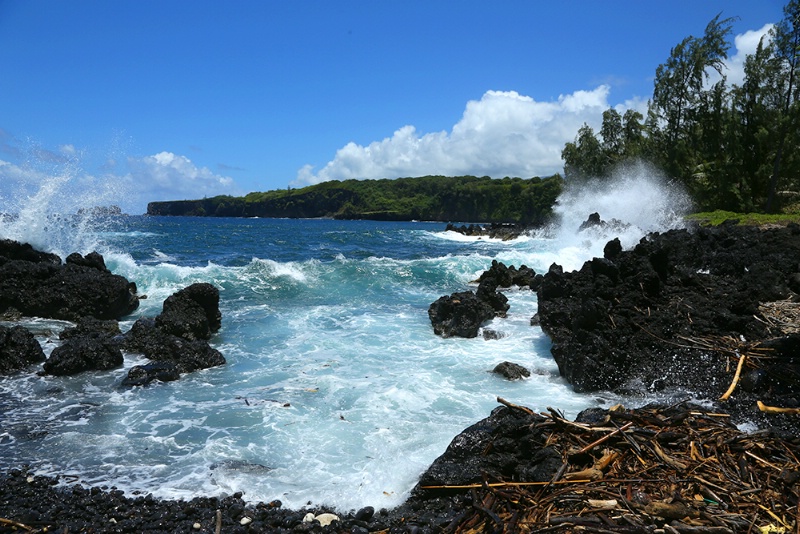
536;160;693;270
0;152;131;258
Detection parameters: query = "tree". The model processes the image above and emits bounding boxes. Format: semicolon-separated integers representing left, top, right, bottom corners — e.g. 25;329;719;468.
649;14;735;183
600;108;624;165
766;0;800;212
562;124;605;181
622;109;645;158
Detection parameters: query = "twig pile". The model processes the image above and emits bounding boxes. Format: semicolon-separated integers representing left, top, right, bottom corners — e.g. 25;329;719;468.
759;300;800;335
430;402;800;534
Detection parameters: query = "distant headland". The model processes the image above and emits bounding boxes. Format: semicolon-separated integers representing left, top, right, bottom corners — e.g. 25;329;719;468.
146;174;563;225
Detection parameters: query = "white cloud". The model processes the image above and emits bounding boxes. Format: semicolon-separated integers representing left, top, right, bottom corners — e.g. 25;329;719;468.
294;86;619;187
707;23;774;88
128;151;237;200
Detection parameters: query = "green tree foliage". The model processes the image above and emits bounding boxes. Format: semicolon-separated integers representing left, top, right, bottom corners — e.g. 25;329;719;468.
766;0;800;211
561;2;800;213
147;174;564;225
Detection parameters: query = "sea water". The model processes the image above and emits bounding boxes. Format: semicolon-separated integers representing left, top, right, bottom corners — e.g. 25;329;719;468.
0;166;692;511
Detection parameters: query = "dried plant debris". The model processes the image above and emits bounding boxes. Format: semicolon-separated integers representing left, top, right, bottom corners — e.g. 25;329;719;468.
759;300;800;335
422;400;800;534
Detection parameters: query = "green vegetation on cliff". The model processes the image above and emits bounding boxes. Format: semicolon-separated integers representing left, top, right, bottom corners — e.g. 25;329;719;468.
147;174;563;224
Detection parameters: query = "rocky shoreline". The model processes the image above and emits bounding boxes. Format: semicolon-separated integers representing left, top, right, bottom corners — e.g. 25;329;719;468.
2;220;800;532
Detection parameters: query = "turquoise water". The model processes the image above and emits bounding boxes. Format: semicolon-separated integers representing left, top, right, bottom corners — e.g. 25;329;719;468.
0;172;691;511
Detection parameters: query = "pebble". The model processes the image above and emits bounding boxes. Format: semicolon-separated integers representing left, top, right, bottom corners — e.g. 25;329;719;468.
316;513;340;527
193;522;201;530
240;516;252;525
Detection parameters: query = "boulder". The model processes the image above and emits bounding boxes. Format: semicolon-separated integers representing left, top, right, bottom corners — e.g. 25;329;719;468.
0;241;139;321
428;291;495;338
120;285;226;386
156;283;221;340
413;406;559;495
120;362;181;387
0;325;45;374
492;361;531;380
43;336;123;376
59;317;122;341
477;260;542;290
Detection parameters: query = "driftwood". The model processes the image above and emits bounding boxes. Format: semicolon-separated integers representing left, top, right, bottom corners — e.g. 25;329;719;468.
419;400;800;534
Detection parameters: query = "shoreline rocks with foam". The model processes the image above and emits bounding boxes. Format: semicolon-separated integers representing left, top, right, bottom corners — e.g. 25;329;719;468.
3;223;800;531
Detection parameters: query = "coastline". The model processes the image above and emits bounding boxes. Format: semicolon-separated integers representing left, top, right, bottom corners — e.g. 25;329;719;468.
2;221;800;532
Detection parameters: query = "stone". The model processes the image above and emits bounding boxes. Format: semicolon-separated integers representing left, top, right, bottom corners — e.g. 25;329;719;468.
42;336;123;376
0;240;139;321
428;291;495;338
492;361;530;380
0;325;46;374
315;513;339;527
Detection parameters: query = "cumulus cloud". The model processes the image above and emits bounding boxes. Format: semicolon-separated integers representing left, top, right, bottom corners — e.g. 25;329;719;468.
128;151;238;201
707;23;774;88
294;86;626;187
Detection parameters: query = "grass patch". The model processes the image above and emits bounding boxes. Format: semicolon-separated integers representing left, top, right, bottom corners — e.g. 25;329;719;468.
686;210;800;226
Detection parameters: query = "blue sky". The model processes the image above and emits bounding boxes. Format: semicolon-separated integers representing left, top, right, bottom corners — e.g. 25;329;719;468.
0;1;787;214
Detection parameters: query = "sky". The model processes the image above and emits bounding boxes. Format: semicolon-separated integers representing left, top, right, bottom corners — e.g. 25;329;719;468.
0;0;788;214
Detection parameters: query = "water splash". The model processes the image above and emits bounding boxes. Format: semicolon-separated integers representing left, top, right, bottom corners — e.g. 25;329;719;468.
0;155;129;258
537;161;693;268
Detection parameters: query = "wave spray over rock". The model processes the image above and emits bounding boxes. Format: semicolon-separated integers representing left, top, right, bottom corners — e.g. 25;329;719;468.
550;161;692;242
0;155;128;258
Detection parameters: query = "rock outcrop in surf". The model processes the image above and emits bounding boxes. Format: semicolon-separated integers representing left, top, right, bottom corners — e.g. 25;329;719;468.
537;221;800;422
0;239;139;321
0;240;225;382
428;260;542;337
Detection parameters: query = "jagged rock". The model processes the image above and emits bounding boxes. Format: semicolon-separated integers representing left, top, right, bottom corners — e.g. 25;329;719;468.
413;406;559;494
0;239;61;265
476;277;509;317
43;336;123;376
446;223;529;241
537;224;800;409
65;251;109;272
492;361;530;380
122;317;225;376
428;291;495;338
120;285;225;386
59;317;121;340
156;283;221;340
0;240;139;321
0;325;45;374
477;260;542;290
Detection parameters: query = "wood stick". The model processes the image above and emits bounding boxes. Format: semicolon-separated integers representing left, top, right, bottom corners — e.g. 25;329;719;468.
419;480;594;489
719;354;746;401
0;518;35;532
757;400;800;415
496;396;535;415
577;421;633;453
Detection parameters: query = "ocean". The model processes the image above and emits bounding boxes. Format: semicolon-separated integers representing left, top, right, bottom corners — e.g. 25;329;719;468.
0;169;691;512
